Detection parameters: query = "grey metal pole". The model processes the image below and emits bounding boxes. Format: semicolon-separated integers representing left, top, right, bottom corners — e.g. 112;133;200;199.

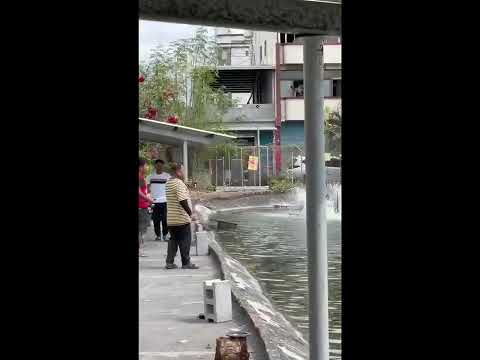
266;146;270;183
303;35;329;360
240;147;244;187
183;141;188;183
215;150;218;188
257;129;261;186
272;131;276;177
258;146;262;187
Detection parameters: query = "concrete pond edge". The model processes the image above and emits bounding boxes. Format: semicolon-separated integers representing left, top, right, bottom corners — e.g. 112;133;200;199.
208;233;309;360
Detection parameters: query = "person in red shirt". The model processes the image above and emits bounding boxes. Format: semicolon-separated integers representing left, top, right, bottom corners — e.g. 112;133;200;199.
139;158;153;257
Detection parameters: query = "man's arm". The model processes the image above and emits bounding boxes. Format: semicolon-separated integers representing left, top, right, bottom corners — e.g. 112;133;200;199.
176;182;192;217
179;200;192;216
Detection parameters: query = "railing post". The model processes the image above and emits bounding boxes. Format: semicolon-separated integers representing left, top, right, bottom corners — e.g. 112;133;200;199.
291;151;294;184
183;140;188;183
266;146;270;184
240;147;244;187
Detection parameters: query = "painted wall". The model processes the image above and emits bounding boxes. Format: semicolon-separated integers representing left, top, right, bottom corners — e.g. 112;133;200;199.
281;122;305;145
281;44;342;64
281;98;341;121
260;130;274;145
281;98;304;121
231;46;252;66
253;31;277;65
232;93;252;105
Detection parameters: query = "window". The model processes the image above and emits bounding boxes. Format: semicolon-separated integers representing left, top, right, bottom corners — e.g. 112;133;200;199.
264;41;267;57
260;46;263;62
245;50;249;56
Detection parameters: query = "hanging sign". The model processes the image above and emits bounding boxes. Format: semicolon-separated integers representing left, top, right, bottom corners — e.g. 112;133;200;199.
248;156;258;171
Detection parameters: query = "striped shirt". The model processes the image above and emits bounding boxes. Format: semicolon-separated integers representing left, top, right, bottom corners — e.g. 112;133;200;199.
147;172;171;203
166;178;191;226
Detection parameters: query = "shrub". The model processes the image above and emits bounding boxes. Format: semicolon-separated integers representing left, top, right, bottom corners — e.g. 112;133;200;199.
192;171;212;191
206;185;216;192
269;176;297;193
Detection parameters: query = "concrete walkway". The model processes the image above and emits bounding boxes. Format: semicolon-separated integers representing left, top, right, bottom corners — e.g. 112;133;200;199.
139;227;267;360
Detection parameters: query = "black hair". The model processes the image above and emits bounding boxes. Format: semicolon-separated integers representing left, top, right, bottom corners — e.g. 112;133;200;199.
155;159;165;165
139;158;147;167
170;162;183;172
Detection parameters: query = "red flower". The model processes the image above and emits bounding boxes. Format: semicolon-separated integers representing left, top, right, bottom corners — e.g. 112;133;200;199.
139;74;145;83
167;115;179;124
146;106;158;119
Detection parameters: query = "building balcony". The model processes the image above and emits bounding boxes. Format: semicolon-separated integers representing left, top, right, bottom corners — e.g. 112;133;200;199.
281;97;341;122
279;44;341;65
222;104;276;131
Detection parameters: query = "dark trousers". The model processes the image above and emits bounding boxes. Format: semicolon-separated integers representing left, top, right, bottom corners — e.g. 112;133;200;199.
152;203;168;237
166;224;192;266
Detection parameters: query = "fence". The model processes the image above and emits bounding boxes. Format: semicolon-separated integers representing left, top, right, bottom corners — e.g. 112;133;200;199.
209;145;272;187
207;144;341;188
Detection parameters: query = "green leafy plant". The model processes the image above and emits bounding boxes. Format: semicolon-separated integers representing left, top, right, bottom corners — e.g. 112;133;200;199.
139;28;235;132
206;184;216;192
325;104;342;156
191;171;212;191
269;176;297;193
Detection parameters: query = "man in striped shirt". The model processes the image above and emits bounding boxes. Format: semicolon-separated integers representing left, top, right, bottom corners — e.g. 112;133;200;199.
165;163;199;270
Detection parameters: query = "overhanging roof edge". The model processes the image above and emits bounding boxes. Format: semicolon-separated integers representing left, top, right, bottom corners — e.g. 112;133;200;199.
139;118;237;140
139;0;341;35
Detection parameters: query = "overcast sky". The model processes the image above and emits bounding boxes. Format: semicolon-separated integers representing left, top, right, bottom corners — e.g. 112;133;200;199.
139;21;215;62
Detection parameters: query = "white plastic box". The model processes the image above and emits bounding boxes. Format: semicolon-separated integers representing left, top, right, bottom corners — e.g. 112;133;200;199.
203;279;232;323
195;231;209;256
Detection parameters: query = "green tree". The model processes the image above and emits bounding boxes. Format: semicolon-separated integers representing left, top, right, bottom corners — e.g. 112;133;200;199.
139;27;235;131
325;104;342;156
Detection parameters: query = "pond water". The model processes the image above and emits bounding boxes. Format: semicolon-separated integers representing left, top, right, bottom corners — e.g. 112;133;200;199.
212;193;341;357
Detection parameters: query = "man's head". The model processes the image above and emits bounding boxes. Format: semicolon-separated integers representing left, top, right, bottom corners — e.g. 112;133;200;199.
170;162;184;180
139;158;147;175
154;159;165;173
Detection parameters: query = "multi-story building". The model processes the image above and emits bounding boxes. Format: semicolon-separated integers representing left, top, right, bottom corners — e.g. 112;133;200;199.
214;28;341;173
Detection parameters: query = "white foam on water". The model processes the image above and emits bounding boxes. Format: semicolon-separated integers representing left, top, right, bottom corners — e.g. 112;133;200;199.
230;272;248;289
247;299;275;316
295;185;342;221
278;345;306;360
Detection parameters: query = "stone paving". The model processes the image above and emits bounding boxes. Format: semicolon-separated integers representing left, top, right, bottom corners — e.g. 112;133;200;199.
139;227;267;360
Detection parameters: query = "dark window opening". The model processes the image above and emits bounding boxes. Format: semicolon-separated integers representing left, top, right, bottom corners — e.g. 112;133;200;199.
333;80;342;97
235;137;255;147
264;41;267;57
280;33;295;44
260;46;262;62
293;80;304;97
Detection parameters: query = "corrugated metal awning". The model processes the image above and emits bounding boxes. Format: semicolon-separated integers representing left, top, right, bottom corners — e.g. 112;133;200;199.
139;118;236;147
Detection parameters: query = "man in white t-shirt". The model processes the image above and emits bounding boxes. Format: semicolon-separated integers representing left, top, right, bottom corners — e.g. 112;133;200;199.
147;159;171;241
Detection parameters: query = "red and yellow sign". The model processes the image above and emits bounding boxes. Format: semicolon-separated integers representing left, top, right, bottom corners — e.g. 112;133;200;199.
248;156;258;171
